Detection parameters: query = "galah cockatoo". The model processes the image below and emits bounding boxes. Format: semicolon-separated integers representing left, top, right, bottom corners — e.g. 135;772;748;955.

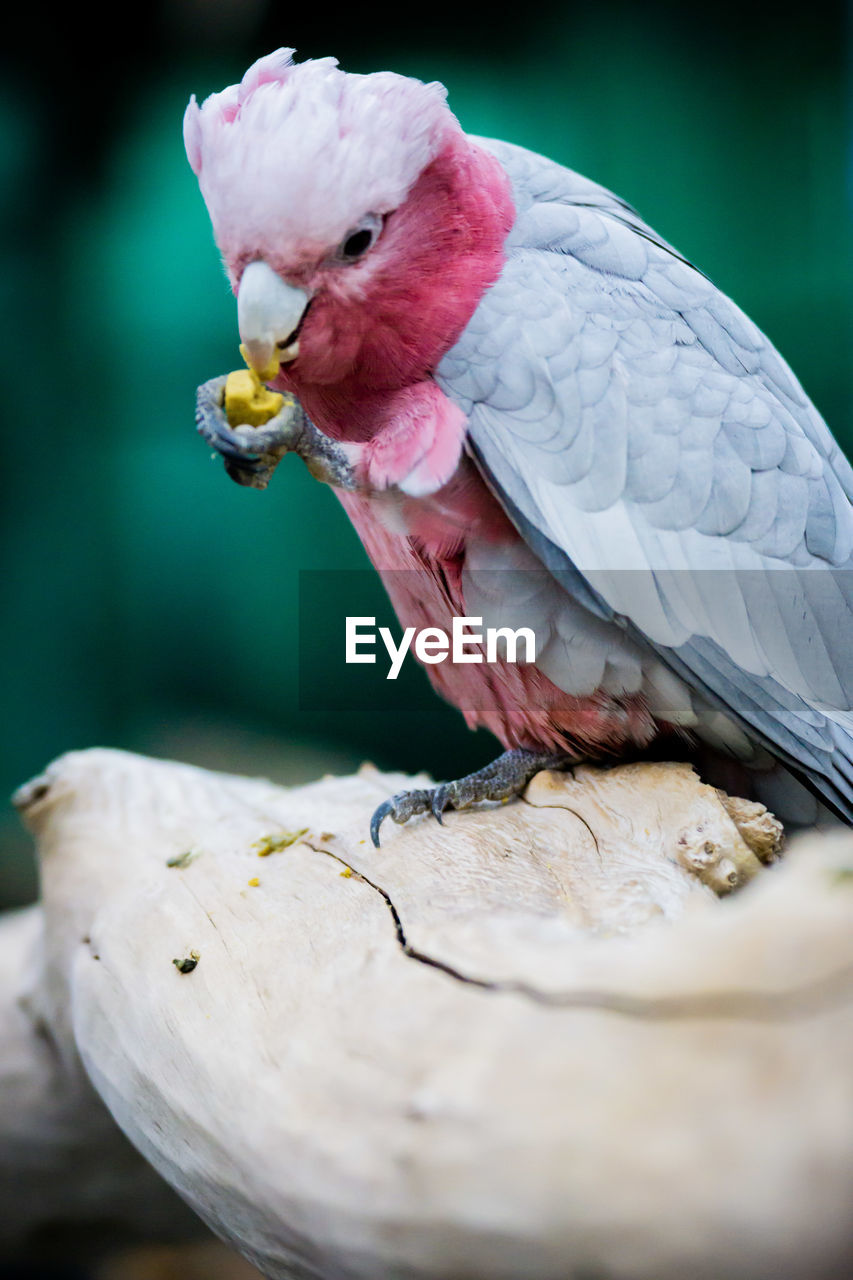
186;49;853;844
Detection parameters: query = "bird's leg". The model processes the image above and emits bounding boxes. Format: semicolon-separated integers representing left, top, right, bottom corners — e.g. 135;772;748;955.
196;375;359;492
370;747;576;846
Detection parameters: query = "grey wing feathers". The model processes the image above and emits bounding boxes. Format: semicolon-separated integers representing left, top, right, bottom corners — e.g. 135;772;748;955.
438;137;853;819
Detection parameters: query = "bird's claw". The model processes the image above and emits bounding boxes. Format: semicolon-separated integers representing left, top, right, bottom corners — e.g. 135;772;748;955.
369;748;576;846
431;785;449;822
195;375;303;489
369;778;489;847
195;375;358;491
370;788;444;847
368;788;435;849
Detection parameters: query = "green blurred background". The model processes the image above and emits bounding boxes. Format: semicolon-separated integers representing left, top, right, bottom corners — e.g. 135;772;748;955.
1;0;851;913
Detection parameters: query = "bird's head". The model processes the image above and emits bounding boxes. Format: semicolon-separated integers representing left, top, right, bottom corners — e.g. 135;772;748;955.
184;50;514;397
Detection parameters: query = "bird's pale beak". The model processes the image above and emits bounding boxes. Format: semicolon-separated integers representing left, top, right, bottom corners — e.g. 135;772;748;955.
237;261;310;379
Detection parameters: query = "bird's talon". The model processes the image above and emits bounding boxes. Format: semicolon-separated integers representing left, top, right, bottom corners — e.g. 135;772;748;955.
367;750;573;841
370;800;393;847
431;786;449;822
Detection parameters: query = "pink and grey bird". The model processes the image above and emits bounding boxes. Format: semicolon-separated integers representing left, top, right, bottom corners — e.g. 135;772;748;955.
186;49;853;842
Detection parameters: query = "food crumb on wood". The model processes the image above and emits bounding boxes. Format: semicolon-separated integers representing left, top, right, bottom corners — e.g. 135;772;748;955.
252;829;309;857
167;849;202;869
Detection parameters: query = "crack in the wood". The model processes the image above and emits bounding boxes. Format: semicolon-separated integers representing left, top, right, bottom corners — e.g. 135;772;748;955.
303;840;853;1023
521;795;603;866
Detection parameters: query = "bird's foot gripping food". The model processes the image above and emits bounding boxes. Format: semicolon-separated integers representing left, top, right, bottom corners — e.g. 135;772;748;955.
196;366;358;492
370;747;575;846
195;368;297;489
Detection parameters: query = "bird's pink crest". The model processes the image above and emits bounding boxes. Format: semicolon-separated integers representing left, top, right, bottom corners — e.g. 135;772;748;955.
183;49;457;263
184;49;299;176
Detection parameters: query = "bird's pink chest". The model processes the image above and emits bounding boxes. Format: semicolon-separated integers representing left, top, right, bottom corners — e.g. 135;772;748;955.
337;455;512;620
336;466;656;756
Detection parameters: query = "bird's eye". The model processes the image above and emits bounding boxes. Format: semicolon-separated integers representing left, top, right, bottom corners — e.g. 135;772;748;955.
338;214;383;262
343;228;373;257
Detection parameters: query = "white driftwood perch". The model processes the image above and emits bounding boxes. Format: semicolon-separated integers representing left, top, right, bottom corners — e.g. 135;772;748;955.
6;747;853;1279
0;904;203;1254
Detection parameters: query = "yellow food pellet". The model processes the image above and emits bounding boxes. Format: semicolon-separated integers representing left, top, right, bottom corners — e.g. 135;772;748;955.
252;828;309;857
340;866;353;878
248;876;260;887
225;368;285;428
